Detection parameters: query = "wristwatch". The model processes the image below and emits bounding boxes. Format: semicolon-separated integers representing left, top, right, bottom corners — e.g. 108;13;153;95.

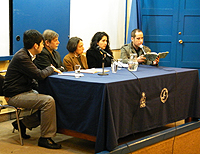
152;61;156;65
152;61;158;66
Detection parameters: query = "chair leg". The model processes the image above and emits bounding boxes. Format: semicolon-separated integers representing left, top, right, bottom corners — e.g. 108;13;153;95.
14;108;23;146
12;108;21;133
0;104;24;145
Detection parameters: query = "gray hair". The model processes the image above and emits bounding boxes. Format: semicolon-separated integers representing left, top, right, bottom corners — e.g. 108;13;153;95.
43;29;59;42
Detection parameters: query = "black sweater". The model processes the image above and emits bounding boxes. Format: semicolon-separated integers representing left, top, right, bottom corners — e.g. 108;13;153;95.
86;48;112;68
3;48;54;97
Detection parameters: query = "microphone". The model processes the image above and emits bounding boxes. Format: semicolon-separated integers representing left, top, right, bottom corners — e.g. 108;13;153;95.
139;44;146;55
96;46;113;58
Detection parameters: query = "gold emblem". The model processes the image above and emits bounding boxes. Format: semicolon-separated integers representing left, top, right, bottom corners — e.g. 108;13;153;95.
140;92;146;108
160;88;168;103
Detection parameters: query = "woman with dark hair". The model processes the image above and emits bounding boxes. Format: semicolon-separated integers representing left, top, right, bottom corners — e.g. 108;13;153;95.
86;32;113;68
63;37;88;71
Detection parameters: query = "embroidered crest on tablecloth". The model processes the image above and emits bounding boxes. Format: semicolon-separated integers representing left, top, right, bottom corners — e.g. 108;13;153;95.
140;92;146;108
160;88;168;103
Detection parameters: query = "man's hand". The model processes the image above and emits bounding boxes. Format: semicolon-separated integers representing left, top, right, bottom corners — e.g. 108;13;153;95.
152;56;160;65
137;55;146;63
51;65;63;74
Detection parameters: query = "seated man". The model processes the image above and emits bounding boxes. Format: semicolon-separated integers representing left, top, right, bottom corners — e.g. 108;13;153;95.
3;29;62;149
120;29;159;65
34;29;66;72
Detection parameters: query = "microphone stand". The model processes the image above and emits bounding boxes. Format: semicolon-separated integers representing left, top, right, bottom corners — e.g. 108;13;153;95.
98;53;109;76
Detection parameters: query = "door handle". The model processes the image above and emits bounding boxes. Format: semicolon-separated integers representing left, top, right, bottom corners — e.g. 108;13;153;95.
179;40;183;44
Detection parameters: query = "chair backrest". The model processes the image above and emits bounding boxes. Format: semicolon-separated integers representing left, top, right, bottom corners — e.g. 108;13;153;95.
0;74;5;96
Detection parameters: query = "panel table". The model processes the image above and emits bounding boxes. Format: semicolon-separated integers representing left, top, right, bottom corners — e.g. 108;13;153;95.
39;65;200;153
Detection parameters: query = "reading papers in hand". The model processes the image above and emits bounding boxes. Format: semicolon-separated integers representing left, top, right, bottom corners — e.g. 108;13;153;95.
80;68;110;74
143;51;169;61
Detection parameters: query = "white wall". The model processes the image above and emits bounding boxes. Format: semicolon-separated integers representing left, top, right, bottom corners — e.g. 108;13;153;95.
0;0;126;56
70;0;126;51
0;0;9;56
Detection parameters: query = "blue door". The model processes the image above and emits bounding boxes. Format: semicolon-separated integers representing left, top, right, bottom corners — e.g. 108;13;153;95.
13;0;70;60
140;0;200;73
176;0;200;70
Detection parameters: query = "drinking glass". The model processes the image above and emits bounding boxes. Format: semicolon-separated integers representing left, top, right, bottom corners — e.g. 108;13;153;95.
128;53;138;71
128;61;138;71
111;59;118;73
74;65;81;78
117;59;122;70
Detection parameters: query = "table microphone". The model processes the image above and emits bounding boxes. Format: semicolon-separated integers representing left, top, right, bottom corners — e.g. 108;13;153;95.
96;46;113;58
139;45;146;55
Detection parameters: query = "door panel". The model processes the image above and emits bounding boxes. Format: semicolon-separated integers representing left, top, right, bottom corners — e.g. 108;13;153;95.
141;0;179;67
177;0;200;69
13;0;70;59
141;0;200;73
142;15;174;64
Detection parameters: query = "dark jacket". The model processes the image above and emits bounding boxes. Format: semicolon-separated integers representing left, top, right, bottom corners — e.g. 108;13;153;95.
120;42;151;64
86;48;112;68
34;47;66;72
3;48;54;97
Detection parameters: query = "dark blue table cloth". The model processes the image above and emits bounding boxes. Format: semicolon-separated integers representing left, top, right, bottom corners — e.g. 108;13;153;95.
39;65;200;153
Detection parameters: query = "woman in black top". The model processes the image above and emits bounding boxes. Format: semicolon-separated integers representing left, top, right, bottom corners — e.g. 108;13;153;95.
86;32;113;68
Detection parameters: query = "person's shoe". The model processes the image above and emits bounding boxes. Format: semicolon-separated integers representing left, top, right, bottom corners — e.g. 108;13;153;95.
192;117;199;121
38;137;61;149
12;120;31;139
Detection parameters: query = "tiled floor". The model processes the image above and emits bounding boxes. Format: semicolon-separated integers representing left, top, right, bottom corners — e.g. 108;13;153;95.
0;120;95;154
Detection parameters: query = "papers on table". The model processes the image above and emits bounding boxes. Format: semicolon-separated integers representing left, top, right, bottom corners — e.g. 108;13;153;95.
0;70;7;73
58;72;84;77
58;68;110;76
80;68;110;74
118;62;128;68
